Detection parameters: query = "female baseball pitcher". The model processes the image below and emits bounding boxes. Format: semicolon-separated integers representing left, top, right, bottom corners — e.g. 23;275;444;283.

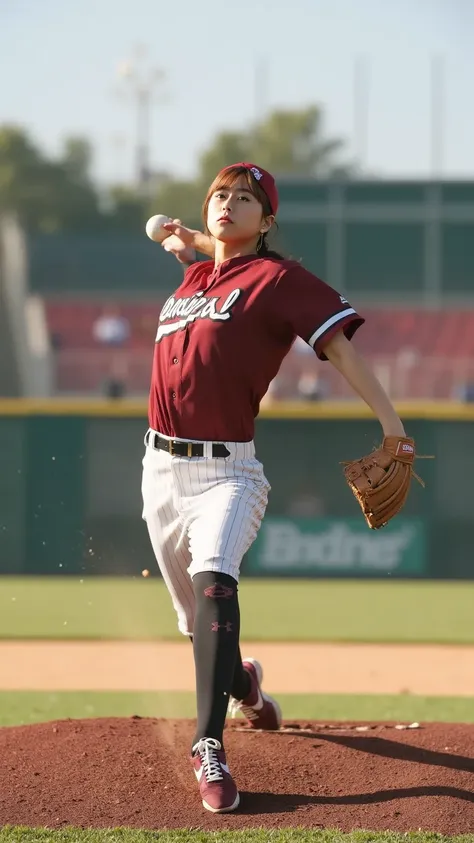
141;163;415;813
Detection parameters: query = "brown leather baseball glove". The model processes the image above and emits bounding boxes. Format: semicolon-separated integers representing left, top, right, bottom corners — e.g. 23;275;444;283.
342;436;422;530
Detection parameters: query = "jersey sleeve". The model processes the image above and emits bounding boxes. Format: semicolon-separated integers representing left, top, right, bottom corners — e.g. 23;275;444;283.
272;264;364;360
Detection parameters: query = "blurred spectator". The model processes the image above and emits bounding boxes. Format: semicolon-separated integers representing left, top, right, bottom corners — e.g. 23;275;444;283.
454;381;474;403
293;336;314;356
50;331;63;351
293;337;329;400
102;377;127;399
260;376;282;406
93;305;130;346
92;306;130;398
297;372;328;401
99;353;130;399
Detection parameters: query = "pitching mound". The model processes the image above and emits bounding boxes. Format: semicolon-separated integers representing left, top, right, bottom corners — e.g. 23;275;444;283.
0;717;473;834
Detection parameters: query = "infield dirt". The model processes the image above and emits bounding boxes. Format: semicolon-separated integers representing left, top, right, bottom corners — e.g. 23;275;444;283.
0;717;473;834
2;641;474;695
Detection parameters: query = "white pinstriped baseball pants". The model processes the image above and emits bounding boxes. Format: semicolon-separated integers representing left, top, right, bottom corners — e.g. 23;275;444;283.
141;430;270;636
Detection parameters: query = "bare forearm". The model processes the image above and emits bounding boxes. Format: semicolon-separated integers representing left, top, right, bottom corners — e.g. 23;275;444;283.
161;220;215;258
323;333;406;437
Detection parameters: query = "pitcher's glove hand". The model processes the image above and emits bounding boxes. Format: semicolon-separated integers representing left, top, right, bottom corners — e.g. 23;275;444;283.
342;436;424;530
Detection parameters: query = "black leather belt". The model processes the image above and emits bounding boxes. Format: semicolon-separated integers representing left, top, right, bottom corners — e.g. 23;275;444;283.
146;430;230;459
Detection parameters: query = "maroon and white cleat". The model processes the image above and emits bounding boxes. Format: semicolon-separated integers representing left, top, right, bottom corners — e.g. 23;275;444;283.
229;657;282;730
191;737;240;813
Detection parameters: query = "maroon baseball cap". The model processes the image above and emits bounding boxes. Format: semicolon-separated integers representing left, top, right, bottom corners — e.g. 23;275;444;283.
219;162;279;215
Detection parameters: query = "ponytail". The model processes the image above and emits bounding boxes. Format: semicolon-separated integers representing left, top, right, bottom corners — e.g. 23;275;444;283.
256;232;285;260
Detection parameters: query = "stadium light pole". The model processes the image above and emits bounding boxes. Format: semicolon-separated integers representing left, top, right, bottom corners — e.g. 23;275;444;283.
116;45;167;195
254;56;270;120
429;53;446;178
352;54;371;173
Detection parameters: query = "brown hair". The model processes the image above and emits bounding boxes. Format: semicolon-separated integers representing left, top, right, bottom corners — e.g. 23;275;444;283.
202;165;284;259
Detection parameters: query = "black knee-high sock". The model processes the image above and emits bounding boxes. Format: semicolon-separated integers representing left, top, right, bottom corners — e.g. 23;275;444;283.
189;635;251;703
230;646;251;701
191;571;243;750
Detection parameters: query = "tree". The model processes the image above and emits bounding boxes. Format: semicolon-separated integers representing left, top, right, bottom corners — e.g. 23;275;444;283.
249;106;348;177
0;104;351;233
61;137;93;185
198;105;350;182
0;125;101;232
151;177;204;228
149;104;351;222
197;131;251;191
105;186;148;232
0;126;50;220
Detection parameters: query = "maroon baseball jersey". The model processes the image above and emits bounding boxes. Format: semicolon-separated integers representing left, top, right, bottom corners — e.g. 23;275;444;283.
148;255;364;441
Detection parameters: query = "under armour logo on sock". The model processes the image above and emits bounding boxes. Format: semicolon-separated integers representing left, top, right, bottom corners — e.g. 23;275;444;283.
211;621;233;633
204;584;234;599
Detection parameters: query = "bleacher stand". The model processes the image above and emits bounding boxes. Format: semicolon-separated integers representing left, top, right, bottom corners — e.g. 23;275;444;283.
44;300;474;401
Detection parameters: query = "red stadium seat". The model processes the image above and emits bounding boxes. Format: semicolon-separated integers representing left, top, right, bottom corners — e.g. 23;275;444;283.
44;300;474;399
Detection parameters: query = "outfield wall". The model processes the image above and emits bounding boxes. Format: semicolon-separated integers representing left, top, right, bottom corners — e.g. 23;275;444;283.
28;181;474;301
0;399;469;578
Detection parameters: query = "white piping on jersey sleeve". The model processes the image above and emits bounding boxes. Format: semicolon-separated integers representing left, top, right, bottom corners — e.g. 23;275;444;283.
307;307;356;348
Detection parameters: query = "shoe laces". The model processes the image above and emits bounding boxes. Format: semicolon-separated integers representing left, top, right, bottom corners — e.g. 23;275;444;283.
194;738;224;782
228;697;260;721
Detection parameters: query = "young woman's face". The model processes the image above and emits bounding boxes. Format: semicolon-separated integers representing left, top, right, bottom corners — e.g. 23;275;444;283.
206;175;271;243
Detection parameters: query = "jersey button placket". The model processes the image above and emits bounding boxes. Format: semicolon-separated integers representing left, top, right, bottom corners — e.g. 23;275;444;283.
170;337;184;403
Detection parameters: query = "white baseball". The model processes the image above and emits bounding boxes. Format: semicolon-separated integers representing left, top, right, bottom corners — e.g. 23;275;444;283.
145;214;172;243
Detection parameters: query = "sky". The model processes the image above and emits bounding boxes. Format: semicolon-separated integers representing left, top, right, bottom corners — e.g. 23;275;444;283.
1;0;473;186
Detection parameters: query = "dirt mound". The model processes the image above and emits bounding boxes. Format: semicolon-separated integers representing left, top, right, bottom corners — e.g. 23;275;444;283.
0;717;473;834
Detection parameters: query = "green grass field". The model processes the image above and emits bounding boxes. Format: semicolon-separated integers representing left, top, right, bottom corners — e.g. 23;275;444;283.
2;690;474;728
2;577;474;843
2;831;473;843
2;577;474;643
